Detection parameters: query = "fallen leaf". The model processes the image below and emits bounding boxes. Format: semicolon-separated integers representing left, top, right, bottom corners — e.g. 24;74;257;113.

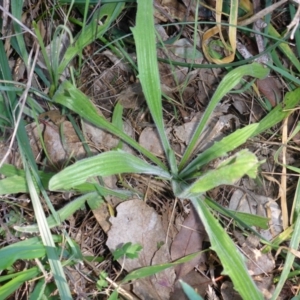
171;207;206;279
229;189;283;240
139;127;165;156
82;118;134;154
26;121;86;169
106;199;176;300
234;231;275;276
256;76;282;107
170;271;208;300
221;281;243;300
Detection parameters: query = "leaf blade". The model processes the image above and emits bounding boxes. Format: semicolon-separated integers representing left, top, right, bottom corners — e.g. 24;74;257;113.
49;150;171;191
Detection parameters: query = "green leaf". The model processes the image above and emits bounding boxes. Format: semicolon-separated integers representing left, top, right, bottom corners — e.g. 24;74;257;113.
191;198;263;300
108;290;119;300
14;193;94;233
0;176;27;194
180;280;204;300
0;164;132;198
131;0;177;174
204;197;269;230
252;88;300;136
123;251;201;282
0;164;52;194
53;80;166;170
113;242;143;260
49;150;171;191
268;24;300;73
179;150;260;198
0;236;61;270
97;271;109;289
0;268;40;299
271;179;300;299
25;165;72;299
58;2;125;75
179;62;269;170
179;123;259;179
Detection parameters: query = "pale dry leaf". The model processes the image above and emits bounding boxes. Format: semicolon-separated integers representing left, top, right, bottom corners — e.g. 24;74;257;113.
221;281;242;300
173;112;235;155
155;26;203;89
43;124;68;166
168;38;203;64
229;190;283;240
171;207;206;279
154;0;191;23
254;276;275;300
170;271;209;300
234;231;275;276
82;118;134;154
92;175;121;233
26;120;86;169
93;204;111;233
256;77;282;107
43;121;86;166
61;121;86;159
139;127;165;156
106;199;176;300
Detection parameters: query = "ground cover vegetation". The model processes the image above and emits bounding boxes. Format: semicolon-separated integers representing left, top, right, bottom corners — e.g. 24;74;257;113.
1;0;300;299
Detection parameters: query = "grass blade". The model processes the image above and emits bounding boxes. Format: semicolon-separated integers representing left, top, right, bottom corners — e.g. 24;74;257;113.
178;62;269;170
179;149;260;198
49;150;171;191
0;268;40;299
53;80;167;170
25;164;72;299
179;124;259;179
271;179;300;299
131;0;177;174
191;197;263;300
14;193;94;233
58;2;125;75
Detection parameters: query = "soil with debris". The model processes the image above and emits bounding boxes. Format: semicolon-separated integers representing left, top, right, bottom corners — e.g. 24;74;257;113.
1;0;300;299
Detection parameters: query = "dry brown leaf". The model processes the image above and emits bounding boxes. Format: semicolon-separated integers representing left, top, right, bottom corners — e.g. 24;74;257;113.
92;175;121;233
229;189;283;240
106;199;176;300
171;207;206;279
154;0;192;23
256;77;282;107
139;127;165;157
82;118;134;154
26;120;86;169
170;271;208;300
221;281;243;300
234;231;275;276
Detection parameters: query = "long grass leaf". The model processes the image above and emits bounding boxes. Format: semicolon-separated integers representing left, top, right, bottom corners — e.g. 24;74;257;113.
25;164;72;299
179;124;259;178
0;237;61;269
15;193;95;233
271;179;300;299
131;0;177;173
58;3;124;75
191;197;263;300
49;150;171;191
53;80;167;170
179;150;260;198
123;252;201;282
178;62;269;170
0;268;40;299
268;24;300;72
